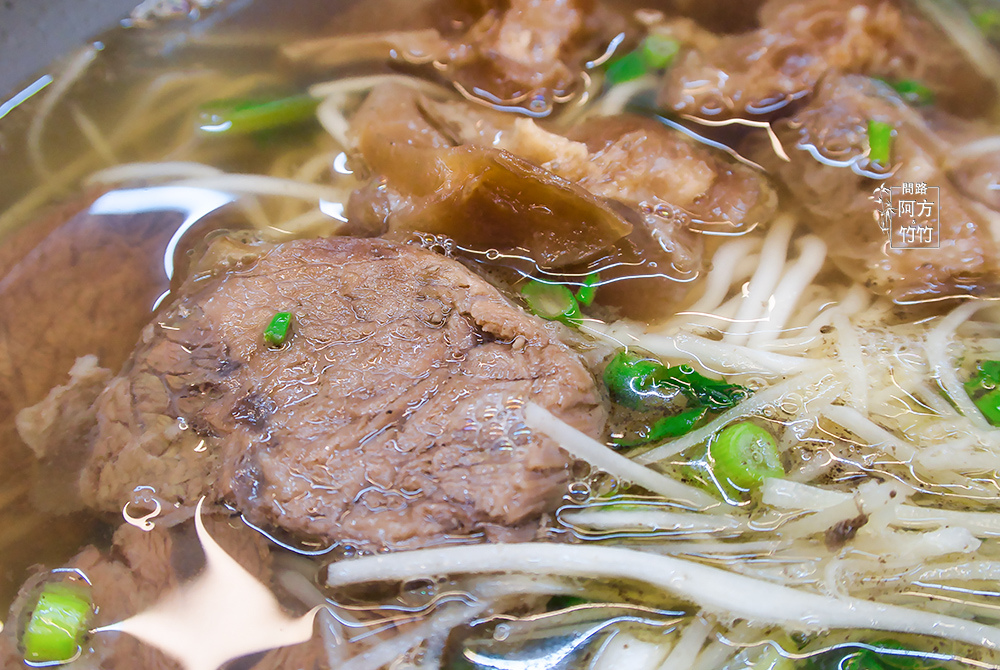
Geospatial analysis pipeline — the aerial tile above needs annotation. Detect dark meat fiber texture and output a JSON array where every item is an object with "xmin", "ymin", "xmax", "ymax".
[
  {"xmin": 81, "ymin": 236, "xmax": 604, "ymax": 551},
  {"xmin": 661, "ymin": 0, "xmax": 995, "ymax": 119}
]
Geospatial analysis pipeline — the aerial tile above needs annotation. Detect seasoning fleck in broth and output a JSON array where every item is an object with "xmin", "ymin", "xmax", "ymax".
[{"xmin": 2, "ymin": 0, "xmax": 1000, "ymax": 669}]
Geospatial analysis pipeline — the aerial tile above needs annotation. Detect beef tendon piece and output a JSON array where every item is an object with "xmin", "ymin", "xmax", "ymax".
[
  {"xmin": 346, "ymin": 83, "xmax": 632, "ymax": 269},
  {"xmin": 755, "ymin": 75, "xmax": 1000, "ymax": 302},
  {"xmin": 660, "ymin": 0, "xmax": 995, "ymax": 119},
  {"xmin": 81, "ymin": 236, "xmax": 604, "ymax": 551}
]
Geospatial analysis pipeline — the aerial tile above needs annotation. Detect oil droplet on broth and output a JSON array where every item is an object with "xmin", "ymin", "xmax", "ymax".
[{"xmin": 95, "ymin": 498, "xmax": 321, "ymax": 670}]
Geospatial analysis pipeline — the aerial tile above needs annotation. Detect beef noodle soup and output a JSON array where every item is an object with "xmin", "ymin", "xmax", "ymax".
[{"xmin": 2, "ymin": 0, "xmax": 1000, "ymax": 668}]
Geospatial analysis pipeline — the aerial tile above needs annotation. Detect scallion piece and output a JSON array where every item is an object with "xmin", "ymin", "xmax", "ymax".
[
  {"xmin": 575, "ymin": 273, "xmax": 600, "ymax": 307},
  {"xmin": 521, "ymin": 281, "xmax": 582, "ymax": 326},
  {"xmin": 659, "ymin": 364, "xmax": 750, "ymax": 410},
  {"xmin": 885, "ymin": 79, "xmax": 934, "ymax": 106},
  {"xmin": 974, "ymin": 9, "xmax": 1000, "ymax": 39},
  {"xmin": 964, "ymin": 360, "xmax": 1000, "ymax": 425},
  {"xmin": 613, "ymin": 406, "xmax": 708, "ymax": 447},
  {"xmin": 197, "ymin": 94, "xmax": 319, "ymax": 136},
  {"xmin": 867, "ymin": 120, "xmax": 893, "ymax": 167},
  {"xmin": 22, "ymin": 583, "xmax": 92, "ymax": 664},
  {"xmin": 641, "ymin": 34, "xmax": 680, "ymax": 69},
  {"xmin": 603, "ymin": 350, "xmax": 676, "ymax": 410},
  {"xmin": 264, "ymin": 311, "xmax": 293, "ymax": 347},
  {"xmin": 605, "ymin": 49, "xmax": 648, "ymax": 85},
  {"xmin": 709, "ymin": 421, "xmax": 782, "ymax": 490},
  {"xmin": 603, "ymin": 351, "xmax": 750, "ymax": 412}
]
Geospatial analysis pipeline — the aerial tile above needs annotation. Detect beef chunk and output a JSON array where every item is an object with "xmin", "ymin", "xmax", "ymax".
[
  {"xmin": 285, "ymin": 0, "xmax": 627, "ymax": 116},
  {"xmin": 350, "ymin": 83, "xmax": 774, "ymax": 320},
  {"xmin": 660, "ymin": 0, "xmax": 995, "ymax": 119},
  {"xmin": 0, "ymin": 517, "xmax": 288, "ymax": 670},
  {"xmin": 345, "ymin": 83, "xmax": 633, "ymax": 269},
  {"xmin": 753, "ymin": 75, "xmax": 1000, "ymax": 302},
  {"xmin": 81, "ymin": 236, "xmax": 603, "ymax": 550}
]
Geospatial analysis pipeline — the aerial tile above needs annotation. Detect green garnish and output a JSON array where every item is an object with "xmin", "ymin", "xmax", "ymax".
[
  {"xmin": 709, "ymin": 421, "xmax": 782, "ymax": 490},
  {"xmin": 197, "ymin": 94, "xmax": 319, "ymax": 136},
  {"xmin": 521, "ymin": 281, "xmax": 582, "ymax": 326},
  {"xmin": 659, "ymin": 364, "xmax": 750, "ymax": 410},
  {"xmin": 803, "ymin": 642, "xmax": 943, "ymax": 670},
  {"xmin": 605, "ymin": 35, "xmax": 681, "ymax": 85},
  {"xmin": 641, "ymin": 34, "xmax": 681, "ymax": 69},
  {"xmin": 603, "ymin": 351, "xmax": 676, "ymax": 410},
  {"xmin": 974, "ymin": 9, "xmax": 1000, "ymax": 38},
  {"xmin": 575, "ymin": 273, "xmax": 600, "ymax": 307},
  {"xmin": 603, "ymin": 351, "xmax": 749, "ymax": 412},
  {"xmin": 606, "ymin": 49, "xmax": 648, "ymax": 85},
  {"xmin": 613, "ymin": 406, "xmax": 707, "ymax": 447},
  {"xmin": 965, "ymin": 360, "xmax": 1000, "ymax": 425},
  {"xmin": 22, "ymin": 582, "xmax": 92, "ymax": 664},
  {"xmin": 884, "ymin": 79, "xmax": 935, "ymax": 106},
  {"xmin": 867, "ymin": 120, "xmax": 894, "ymax": 167},
  {"xmin": 263, "ymin": 311, "xmax": 293, "ymax": 347}
]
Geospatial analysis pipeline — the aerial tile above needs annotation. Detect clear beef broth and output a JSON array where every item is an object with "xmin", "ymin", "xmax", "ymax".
[{"xmin": 3, "ymin": 0, "xmax": 1000, "ymax": 668}]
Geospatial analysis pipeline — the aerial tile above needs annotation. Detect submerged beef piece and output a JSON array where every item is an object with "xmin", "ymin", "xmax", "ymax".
[
  {"xmin": 0, "ymin": 517, "xmax": 283, "ymax": 670},
  {"xmin": 0, "ymin": 199, "xmax": 186, "ymax": 605},
  {"xmin": 286, "ymin": 0, "xmax": 626, "ymax": 116},
  {"xmin": 661, "ymin": 0, "xmax": 995, "ymax": 119},
  {"xmin": 504, "ymin": 114, "xmax": 774, "ymax": 318},
  {"xmin": 352, "ymin": 84, "xmax": 774, "ymax": 320},
  {"xmin": 82, "ymin": 236, "xmax": 603, "ymax": 551},
  {"xmin": 346, "ymin": 83, "xmax": 632, "ymax": 268},
  {"xmin": 754, "ymin": 75, "xmax": 1000, "ymax": 302},
  {"xmin": 429, "ymin": 0, "xmax": 626, "ymax": 112}
]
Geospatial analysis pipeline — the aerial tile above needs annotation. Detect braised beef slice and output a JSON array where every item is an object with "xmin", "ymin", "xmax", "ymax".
[
  {"xmin": 81, "ymin": 236, "xmax": 603, "ymax": 550},
  {"xmin": 661, "ymin": 0, "xmax": 995, "ymax": 119},
  {"xmin": 752, "ymin": 75, "xmax": 1000, "ymax": 302}
]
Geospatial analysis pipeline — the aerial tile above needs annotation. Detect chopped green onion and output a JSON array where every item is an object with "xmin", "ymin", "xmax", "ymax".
[
  {"xmin": 974, "ymin": 9, "xmax": 1000, "ymax": 38},
  {"xmin": 641, "ymin": 34, "xmax": 680, "ymax": 69},
  {"xmin": 264, "ymin": 311, "xmax": 293, "ymax": 347},
  {"xmin": 603, "ymin": 351, "xmax": 750, "ymax": 412},
  {"xmin": 603, "ymin": 351, "xmax": 677, "ymax": 410},
  {"xmin": 521, "ymin": 281, "xmax": 582, "ymax": 326},
  {"xmin": 964, "ymin": 360, "xmax": 1000, "ymax": 425},
  {"xmin": 867, "ymin": 120, "xmax": 894, "ymax": 167},
  {"xmin": 605, "ymin": 49, "xmax": 648, "ymax": 85},
  {"xmin": 22, "ymin": 583, "xmax": 92, "ymax": 663},
  {"xmin": 575, "ymin": 273, "xmax": 600, "ymax": 307},
  {"xmin": 658, "ymin": 364, "xmax": 750, "ymax": 410},
  {"xmin": 605, "ymin": 35, "xmax": 681, "ymax": 86},
  {"xmin": 613, "ymin": 406, "xmax": 707, "ymax": 447},
  {"xmin": 884, "ymin": 79, "xmax": 935, "ymax": 106},
  {"xmin": 709, "ymin": 421, "xmax": 782, "ymax": 490},
  {"xmin": 197, "ymin": 94, "xmax": 319, "ymax": 136}
]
